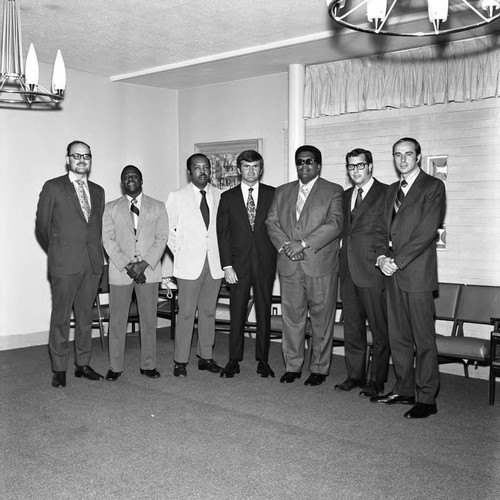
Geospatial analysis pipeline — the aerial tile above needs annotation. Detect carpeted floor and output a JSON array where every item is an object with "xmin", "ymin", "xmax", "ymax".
[{"xmin": 1, "ymin": 329, "xmax": 499, "ymax": 500}]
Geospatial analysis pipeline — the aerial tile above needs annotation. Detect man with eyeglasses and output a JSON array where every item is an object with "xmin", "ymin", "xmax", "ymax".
[
  {"xmin": 371, "ymin": 137, "xmax": 446, "ymax": 419},
  {"xmin": 216, "ymin": 150, "xmax": 277, "ymax": 379},
  {"xmin": 335, "ymin": 148, "xmax": 390, "ymax": 398},
  {"xmin": 266, "ymin": 145, "xmax": 343, "ymax": 386},
  {"xmin": 102, "ymin": 166, "xmax": 168, "ymax": 381},
  {"xmin": 166, "ymin": 154, "xmax": 224, "ymax": 377},
  {"xmin": 36, "ymin": 140, "xmax": 105, "ymax": 388}
]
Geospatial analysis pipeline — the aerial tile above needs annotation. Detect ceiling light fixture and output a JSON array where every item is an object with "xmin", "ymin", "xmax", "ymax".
[
  {"xmin": 326, "ymin": 0, "xmax": 500, "ymax": 37},
  {"xmin": 0, "ymin": 0, "xmax": 65, "ymax": 109}
]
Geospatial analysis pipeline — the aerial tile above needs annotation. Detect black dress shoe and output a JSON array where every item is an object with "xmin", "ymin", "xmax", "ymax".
[
  {"xmin": 404, "ymin": 403, "xmax": 438, "ymax": 419},
  {"xmin": 334, "ymin": 378, "xmax": 364, "ymax": 392},
  {"xmin": 52, "ymin": 371, "xmax": 66, "ymax": 388},
  {"xmin": 105, "ymin": 370, "xmax": 122, "ymax": 381},
  {"xmin": 359, "ymin": 382, "xmax": 383, "ymax": 398},
  {"xmin": 280, "ymin": 371, "xmax": 301, "ymax": 384},
  {"xmin": 220, "ymin": 361, "xmax": 240, "ymax": 378},
  {"xmin": 75, "ymin": 365, "xmax": 104, "ymax": 381},
  {"xmin": 370, "ymin": 392, "xmax": 415, "ymax": 405},
  {"xmin": 140, "ymin": 368, "xmax": 160, "ymax": 378},
  {"xmin": 197, "ymin": 356, "xmax": 222, "ymax": 373},
  {"xmin": 257, "ymin": 361, "xmax": 275, "ymax": 378},
  {"xmin": 174, "ymin": 362, "xmax": 187, "ymax": 377},
  {"xmin": 304, "ymin": 373, "xmax": 327, "ymax": 386}
]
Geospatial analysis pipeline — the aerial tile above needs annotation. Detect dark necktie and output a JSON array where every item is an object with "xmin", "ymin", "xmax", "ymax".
[
  {"xmin": 200, "ymin": 190, "xmax": 210, "ymax": 229},
  {"xmin": 247, "ymin": 187, "xmax": 256, "ymax": 230},
  {"xmin": 393, "ymin": 180, "xmax": 408, "ymax": 216},
  {"xmin": 352, "ymin": 187, "xmax": 363, "ymax": 213},
  {"xmin": 130, "ymin": 198, "xmax": 139, "ymax": 232}
]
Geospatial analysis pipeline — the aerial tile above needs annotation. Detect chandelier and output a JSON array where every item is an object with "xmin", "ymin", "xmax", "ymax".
[
  {"xmin": 326, "ymin": 0, "xmax": 500, "ymax": 37},
  {"xmin": 0, "ymin": 0, "xmax": 66, "ymax": 109}
]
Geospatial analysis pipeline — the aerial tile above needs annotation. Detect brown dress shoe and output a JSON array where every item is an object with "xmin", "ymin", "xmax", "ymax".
[
  {"xmin": 334, "ymin": 378, "xmax": 364, "ymax": 392},
  {"xmin": 75, "ymin": 365, "xmax": 104, "ymax": 381},
  {"xmin": 52, "ymin": 371, "xmax": 66, "ymax": 388}
]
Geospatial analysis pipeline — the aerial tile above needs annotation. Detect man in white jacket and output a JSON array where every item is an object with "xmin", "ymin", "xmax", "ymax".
[{"xmin": 166, "ymin": 154, "xmax": 224, "ymax": 377}]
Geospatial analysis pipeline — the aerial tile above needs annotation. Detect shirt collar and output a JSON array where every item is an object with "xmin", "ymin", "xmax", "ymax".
[
  {"xmin": 299, "ymin": 175, "xmax": 319, "ymax": 191},
  {"xmin": 126, "ymin": 192, "xmax": 143, "ymax": 204},
  {"xmin": 356, "ymin": 177, "xmax": 374, "ymax": 195},
  {"xmin": 68, "ymin": 171, "xmax": 88, "ymax": 184},
  {"xmin": 401, "ymin": 167, "xmax": 420, "ymax": 189}
]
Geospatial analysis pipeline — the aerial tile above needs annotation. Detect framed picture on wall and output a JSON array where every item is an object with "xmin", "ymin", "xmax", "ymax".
[
  {"xmin": 195, "ymin": 138, "xmax": 263, "ymax": 191},
  {"xmin": 426, "ymin": 155, "xmax": 448, "ymax": 249}
]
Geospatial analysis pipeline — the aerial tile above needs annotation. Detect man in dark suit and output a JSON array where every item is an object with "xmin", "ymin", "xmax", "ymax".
[
  {"xmin": 217, "ymin": 150, "xmax": 277, "ymax": 378},
  {"xmin": 335, "ymin": 148, "xmax": 390, "ymax": 398},
  {"xmin": 266, "ymin": 145, "xmax": 343, "ymax": 386},
  {"xmin": 102, "ymin": 166, "xmax": 168, "ymax": 381},
  {"xmin": 36, "ymin": 140, "xmax": 105, "ymax": 388},
  {"xmin": 371, "ymin": 138, "xmax": 446, "ymax": 419}
]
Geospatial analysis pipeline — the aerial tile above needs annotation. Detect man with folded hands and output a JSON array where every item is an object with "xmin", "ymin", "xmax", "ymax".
[{"xmin": 102, "ymin": 165, "xmax": 168, "ymax": 381}]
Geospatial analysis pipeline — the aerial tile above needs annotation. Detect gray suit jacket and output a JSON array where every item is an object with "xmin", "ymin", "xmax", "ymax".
[
  {"xmin": 102, "ymin": 194, "xmax": 168, "ymax": 285},
  {"xmin": 266, "ymin": 177, "xmax": 343, "ymax": 277}
]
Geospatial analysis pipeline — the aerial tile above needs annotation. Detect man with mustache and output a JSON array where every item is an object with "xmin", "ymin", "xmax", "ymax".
[
  {"xmin": 36, "ymin": 140, "xmax": 105, "ymax": 388},
  {"xmin": 102, "ymin": 165, "xmax": 168, "ymax": 381},
  {"xmin": 166, "ymin": 154, "xmax": 224, "ymax": 377}
]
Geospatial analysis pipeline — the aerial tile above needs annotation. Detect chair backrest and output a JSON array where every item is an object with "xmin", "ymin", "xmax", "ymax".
[
  {"xmin": 434, "ymin": 283, "xmax": 463, "ymax": 321},
  {"xmin": 454, "ymin": 285, "xmax": 500, "ymax": 335}
]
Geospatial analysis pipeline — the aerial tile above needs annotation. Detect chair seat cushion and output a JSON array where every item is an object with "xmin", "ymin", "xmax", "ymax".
[{"xmin": 435, "ymin": 334, "xmax": 490, "ymax": 361}]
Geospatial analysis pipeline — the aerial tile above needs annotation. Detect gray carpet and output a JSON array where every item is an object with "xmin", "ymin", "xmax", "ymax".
[{"xmin": 1, "ymin": 329, "xmax": 499, "ymax": 500}]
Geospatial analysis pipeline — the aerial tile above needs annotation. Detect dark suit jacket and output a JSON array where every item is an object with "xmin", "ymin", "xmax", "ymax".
[
  {"xmin": 217, "ymin": 183, "xmax": 276, "ymax": 277},
  {"xmin": 35, "ymin": 174, "xmax": 105, "ymax": 275},
  {"xmin": 340, "ymin": 179, "xmax": 388, "ymax": 288},
  {"xmin": 266, "ymin": 177, "xmax": 343, "ymax": 277},
  {"xmin": 386, "ymin": 169, "xmax": 446, "ymax": 292}
]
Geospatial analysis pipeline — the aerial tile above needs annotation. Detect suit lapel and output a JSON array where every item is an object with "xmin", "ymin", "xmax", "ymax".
[
  {"xmin": 119, "ymin": 196, "xmax": 135, "ymax": 234},
  {"xmin": 136, "ymin": 195, "xmax": 146, "ymax": 235}
]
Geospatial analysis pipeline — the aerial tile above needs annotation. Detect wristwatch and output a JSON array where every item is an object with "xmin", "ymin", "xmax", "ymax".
[{"xmin": 301, "ymin": 239, "xmax": 309, "ymax": 249}]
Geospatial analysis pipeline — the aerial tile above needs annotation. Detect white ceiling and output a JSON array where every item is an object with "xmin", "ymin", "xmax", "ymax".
[{"xmin": 16, "ymin": 0, "xmax": 500, "ymax": 90}]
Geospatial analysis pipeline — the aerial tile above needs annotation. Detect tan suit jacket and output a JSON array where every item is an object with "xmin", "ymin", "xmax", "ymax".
[
  {"xmin": 103, "ymin": 194, "xmax": 168, "ymax": 285},
  {"xmin": 166, "ymin": 183, "xmax": 224, "ymax": 280},
  {"xmin": 266, "ymin": 177, "xmax": 344, "ymax": 277}
]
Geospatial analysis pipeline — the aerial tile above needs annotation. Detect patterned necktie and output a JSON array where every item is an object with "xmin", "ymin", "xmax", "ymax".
[
  {"xmin": 130, "ymin": 198, "xmax": 139, "ymax": 232},
  {"xmin": 353, "ymin": 187, "xmax": 363, "ymax": 213},
  {"xmin": 76, "ymin": 179, "xmax": 90, "ymax": 222},
  {"xmin": 200, "ymin": 190, "xmax": 210, "ymax": 229},
  {"xmin": 393, "ymin": 180, "xmax": 408, "ymax": 215},
  {"xmin": 247, "ymin": 187, "xmax": 256, "ymax": 230},
  {"xmin": 296, "ymin": 185, "xmax": 308, "ymax": 220}
]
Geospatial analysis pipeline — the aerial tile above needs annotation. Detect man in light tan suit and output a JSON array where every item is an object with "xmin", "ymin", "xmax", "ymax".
[
  {"xmin": 266, "ymin": 145, "xmax": 343, "ymax": 386},
  {"xmin": 102, "ymin": 165, "xmax": 168, "ymax": 381},
  {"xmin": 166, "ymin": 154, "xmax": 224, "ymax": 377}
]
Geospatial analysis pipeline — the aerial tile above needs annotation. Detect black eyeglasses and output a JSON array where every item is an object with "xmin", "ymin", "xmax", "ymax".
[
  {"xmin": 296, "ymin": 158, "xmax": 316, "ymax": 166},
  {"xmin": 346, "ymin": 162, "xmax": 368, "ymax": 171},
  {"xmin": 69, "ymin": 153, "xmax": 92, "ymax": 160}
]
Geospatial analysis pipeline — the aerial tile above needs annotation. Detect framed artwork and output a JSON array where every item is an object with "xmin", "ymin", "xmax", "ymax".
[
  {"xmin": 426, "ymin": 155, "xmax": 448, "ymax": 249},
  {"xmin": 195, "ymin": 138, "xmax": 263, "ymax": 191}
]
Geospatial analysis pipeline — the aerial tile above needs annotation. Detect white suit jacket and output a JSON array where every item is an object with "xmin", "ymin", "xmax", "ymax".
[
  {"xmin": 103, "ymin": 194, "xmax": 168, "ymax": 285},
  {"xmin": 166, "ymin": 183, "xmax": 224, "ymax": 280}
]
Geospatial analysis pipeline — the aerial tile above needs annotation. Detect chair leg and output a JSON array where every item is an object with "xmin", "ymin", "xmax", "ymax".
[{"xmin": 489, "ymin": 367, "xmax": 495, "ymax": 405}]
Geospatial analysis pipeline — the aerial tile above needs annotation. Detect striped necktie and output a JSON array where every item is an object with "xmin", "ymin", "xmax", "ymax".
[
  {"xmin": 393, "ymin": 180, "xmax": 408, "ymax": 216},
  {"xmin": 130, "ymin": 198, "xmax": 139, "ymax": 232},
  {"xmin": 296, "ymin": 185, "xmax": 308, "ymax": 219}
]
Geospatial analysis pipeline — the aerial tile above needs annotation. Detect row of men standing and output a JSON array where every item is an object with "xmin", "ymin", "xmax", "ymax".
[{"xmin": 35, "ymin": 137, "xmax": 445, "ymax": 419}]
